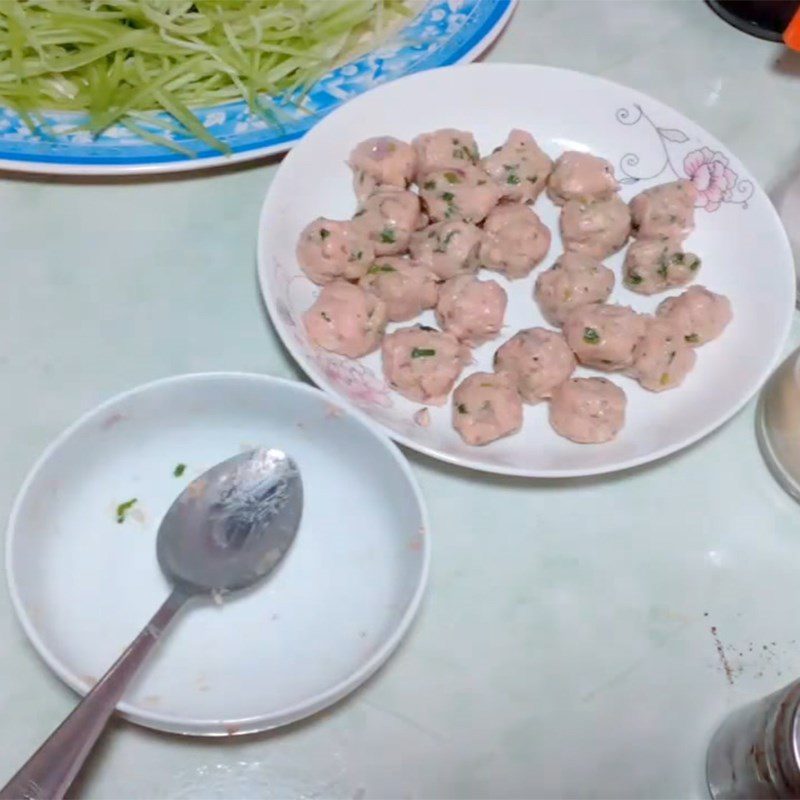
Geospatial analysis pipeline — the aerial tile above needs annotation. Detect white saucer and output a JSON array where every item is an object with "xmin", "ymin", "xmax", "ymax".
[{"xmin": 5, "ymin": 373, "xmax": 429, "ymax": 735}]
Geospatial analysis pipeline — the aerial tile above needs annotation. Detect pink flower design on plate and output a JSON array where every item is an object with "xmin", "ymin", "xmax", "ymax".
[
  {"xmin": 683, "ymin": 147, "xmax": 738, "ymax": 212},
  {"xmin": 317, "ymin": 354, "xmax": 392, "ymax": 409}
]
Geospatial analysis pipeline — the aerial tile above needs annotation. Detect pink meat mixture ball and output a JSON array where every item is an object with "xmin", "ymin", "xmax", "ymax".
[
  {"xmin": 349, "ymin": 136, "xmax": 417, "ymax": 203},
  {"xmin": 623, "ymin": 238, "xmax": 701, "ymax": 295},
  {"xmin": 630, "ymin": 179, "xmax": 697, "ymax": 241},
  {"xmin": 563, "ymin": 304, "xmax": 647, "ymax": 371},
  {"xmin": 480, "ymin": 129, "xmax": 553, "ymax": 203},
  {"xmin": 452, "ymin": 371, "xmax": 523, "ymax": 446},
  {"xmin": 560, "ymin": 194, "xmax": 631, "ymax": 260},
  {"xmin": 479, "ymin": 204, "xmax": 550, "ymax": 279},
  {"xmin": 547, "ymin": 151, "xmax": 620, "ymax": 206},
  {"xmin": 419, "ymin": 165, "xmax": 501, "ymax": 224},
  {"xmin": 494, "ymin": 327, "xmax": 576, "ymax": 404},
  {"xmin": 549, "ymin": 377, "xmax": 627, "ymax": 444},
  {"xmin": 413, "ymin": 128, "xmax": 480, "ymax": 176},
  {"xmin": 629, "ymin": 317, "xmax": 696, "ymax": 392},
  {"xmin": 352, "ymin": 188, "xmax": 426, "ymax": 256},
  {"xmin": 303, "ymin": 280, "xmax": 387, "ymax": 358},
  {"xmin": 359, "ymin": 256, "xmax": 438, "ymax": 322},
  {"xmin": 534, "ymin": 252, "xmax": 615, "ymax": 327},
  {"xmin": 296, "ymin": 218, "xmax": 374, "ymax": 285},
  {"xmin": 382, "ymin": 325, "xmax": 468, "ymax": 405},
  {"xmin": 409, "ymin": 220, "xmax": 483, "ymax": 280},
  {"xmin": 656, "ymin": 285, "xmax": 732, "ymax": 346},
  {"xmin": 435, "ymin": 275, "xmax": 507, "ymax": 346}
]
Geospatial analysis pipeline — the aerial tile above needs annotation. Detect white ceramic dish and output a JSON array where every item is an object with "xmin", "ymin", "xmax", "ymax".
[
  {"xmin": 5, "ymin": 373, "xmax": 429, "ymax": 736},
  {"xmin": 257, "ymin": 63, "xmax": 795, "ymax": 478}
]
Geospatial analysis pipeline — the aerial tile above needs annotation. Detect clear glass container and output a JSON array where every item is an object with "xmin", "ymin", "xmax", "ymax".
[
  {"xmin": 707, "ymin": 680, "xmax": 800, "ymax": 798},
  {"xmin": 758, "ymin": 166, "xmax": 800, "ymax": 495},
  {"xmin": 775, "ymin": 167, "xmax": 800, "ymax": 305},
  {"xmin": 758, "ymin": 348, "xmax": 800, "ymax": 502},
  {"xmin": 717, "ymin": 81, "xmax": 800, "ymax": 800}
]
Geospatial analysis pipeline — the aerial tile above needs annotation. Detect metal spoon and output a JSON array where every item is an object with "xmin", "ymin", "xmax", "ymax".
[{"xmin": 1, "ymin": 448, "xmax": 303, "ymax": 800}]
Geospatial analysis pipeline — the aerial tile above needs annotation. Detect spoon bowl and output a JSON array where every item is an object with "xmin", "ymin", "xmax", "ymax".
[{"xmin": 157, "ymin": 448, "xmax": 302, "ymax": 595}]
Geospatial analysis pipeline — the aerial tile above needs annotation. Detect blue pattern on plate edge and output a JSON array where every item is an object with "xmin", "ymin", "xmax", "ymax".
[{"xmin": 0, "ymin": 0, "xmax": 511, "ymax": 167}]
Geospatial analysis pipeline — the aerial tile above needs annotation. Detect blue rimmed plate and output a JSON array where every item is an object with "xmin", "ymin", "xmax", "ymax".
[{"xmin": 0, "ymin": 0, "xmax": 515, "ymax": 176}]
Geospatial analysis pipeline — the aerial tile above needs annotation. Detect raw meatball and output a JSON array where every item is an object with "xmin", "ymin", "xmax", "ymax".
[
  {"xmin": 547, "ymin": 151, "xmax": 619, "ymax": 206},
  {"xmin": 352, "ymin": 188, "xmax": 425, "ymax": 255},
  {"xmin": 656, "ymin": 285, "xmax": 732, "ymax": 346},
  {"xmin": 452, "ymin": 371, "xmax": 523, "ymax": 446},
  {"xmin": 359, "ymin": 256, "xmax": 438, "ymax": 322},
  {"xmin": 349, "ymin": 136, "xmax": 416, "ymax": 202},
  {"xmin": 629, "ymin": 318, "xmax": 696, "ymax": 392},
  {"xmin": 534, "ymin": 252, "xmax": 615, "ymax": 326},
  {"xmin": 479, "ymin": 204, "xmax": 550, "ymax": 279},
  {"xmin": 303, "ymin": 280, "xmax": 387, "ymax": 358},
  {"xmin": 493, "ymin": 327, "xmax": 576, "ymax": 404},
  {"xmin": 408, "ymin": 220, "xmax": 482, "ymax": 280},
  {"xmin": 560, "ymin": 194, "xmax": 631, "ymax": 259},
  {"xmin": 435, "ymin": 275, "xmax": 507, "ymax": 346},
  {"xmin": 563, "ymin": 304, "xmax": 647, "ymax": 371},
  {"xmin": 296, "ymin": 218, "xmax": 374, "ymax": 285},
  {"xmin": 549, "ymin": 377, "xmax": 626, "ymax": 444},
  {"xmin": 630, "ymin": 179, "xmax": 698, "ymax": 241},
  {"xmin": 480, "ymin": 129, "xmax": 553, "ymax": 203},
  {"xmin": 419, "ymin": 165, "xmax": 501, "ymax": 224},
  {"xmin": 413, "ymin": 128, "xmax": 479, "ymax": 176},
  {"xmin": 623, "ymin": 238, "xmax": 701, "ymax": 295},
  {"xmin": 381, "ymin": 325, "xmax": 468, "ymax": 405}
]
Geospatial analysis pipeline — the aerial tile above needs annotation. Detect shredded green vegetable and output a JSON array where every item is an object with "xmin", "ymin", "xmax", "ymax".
[{"xmin": 0, "ymin": 0, "xmax": 412, "ymax": 155}]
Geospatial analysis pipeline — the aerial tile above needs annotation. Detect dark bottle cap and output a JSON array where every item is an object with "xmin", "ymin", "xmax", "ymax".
[{"xmin": 707, "ymin": 0, "xmax": 800, "ymax": 41}]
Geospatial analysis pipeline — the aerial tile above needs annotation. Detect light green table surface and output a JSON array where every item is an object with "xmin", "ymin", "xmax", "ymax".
[{"xmin": 2, "ymin": 2, "xmax": 800, "ymax": 797}]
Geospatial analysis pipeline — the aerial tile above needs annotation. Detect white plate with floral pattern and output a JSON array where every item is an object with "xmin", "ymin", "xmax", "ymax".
[{"xmin": 257, "ymin": 63, "xmax": 794, "ymax": 478}]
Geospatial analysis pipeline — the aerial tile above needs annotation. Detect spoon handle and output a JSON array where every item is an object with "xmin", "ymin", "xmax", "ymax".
[{"xmin": 0, "ymin": 588, "xmax": 188, "ymax": 800}]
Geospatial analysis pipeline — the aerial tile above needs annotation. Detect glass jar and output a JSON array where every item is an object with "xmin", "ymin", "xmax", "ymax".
[
  {"xmin": 707, "ymin": 680, "xmax": 800, "ymax": 798},
  {"xmin": 758, "ymin": 348, "xmax": 800, "ymax": 502},
  {"xmin": 758, "ymin": 159, "xmax": 800, "ymax": 495},
  {"xmin": 775, "ymin": 169, "xmax": 800, "ymax": 305}
]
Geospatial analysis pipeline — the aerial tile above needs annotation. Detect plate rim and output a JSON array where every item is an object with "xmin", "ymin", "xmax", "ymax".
[
  {"xmin": 0, "ymin": 0, "xmax": 517, "ymax": 177},
  {"xmin": 4, "ymin": 371, "xmax": 431, "ymax": 736},
  {"xmin": 256, "ymin": 61, "xmax": 796, "ymax": 479}
]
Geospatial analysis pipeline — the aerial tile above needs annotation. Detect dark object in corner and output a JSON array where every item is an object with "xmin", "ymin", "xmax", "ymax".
[{"xmin": 707, "ymin": 0, "xmax": 799, "ymax": 41}]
